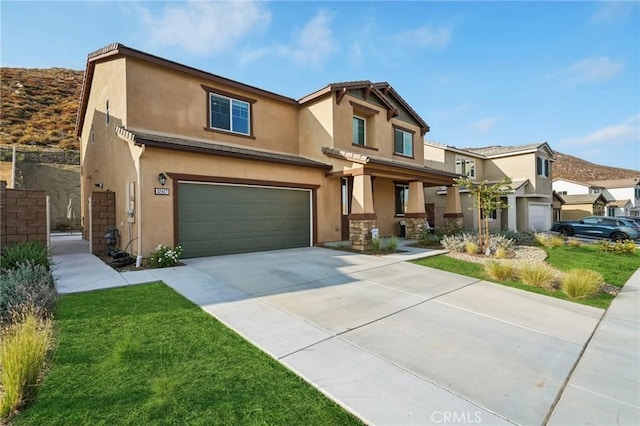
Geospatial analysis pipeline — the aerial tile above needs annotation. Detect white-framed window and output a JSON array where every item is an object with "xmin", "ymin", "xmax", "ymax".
[
  {"xmin": 591, "ymin": 188, "xmax": 601, "ymax": 194},
  {"xmin": 395, "ymin": 183, "xmax": 409, "ymax": 215},
  {"xmin": 536, "ymin": 156, "xmax": 550, "ymax": 177},
  {"xmin": 210, "ymin": 93, "xmax": 250, "ymax": 135},
  {"xmin": 607, "ymin": 207, "xmax": 616, "ymax": 217},
  {"xmin": 394, "ymin": 127, "xmax": 413, "ymax": 157},
  {"xmin": 557, "ymin": 190, "xmax": 567, "ymax": 195},
  {"xmin": 455, "ymin": 158, "xmax": 476, "ymax": 178},
  {"xmin": 353, "ymin": 116, "xmax": 366, "ymax": 146},
  {"xmin": 635, "ymin": 187, "xmax": 640, "ymax": 199},
  {"xmin": 105, "ymin": 98, "xmax": 110, "ymax": 125}
]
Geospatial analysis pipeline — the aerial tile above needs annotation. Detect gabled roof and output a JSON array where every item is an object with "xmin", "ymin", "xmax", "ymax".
[
  {"xmin": 588, "ymin": 177, "xmax": 640, "ymax": 188},
  {"xmin": 553, "ymin": 191, "xmax": 565, "ymax": 203},
  {"xmin": 76, "ymin": 43, "xmax": 300, "ymax": 136},
  {"xmin": 561, "ymin": 193, "xmax": 608, "ymax": 205},
  {"xmin": 299, "ymin": 80, "xmax": 430, "ymax": 135},
  {"xmin": 115, "ymin": 126, "xmax": 331, "ymax": 170},
  {"xmin": 608, "ymin": 199, "xmax": 632, "ymax": 208},
  {"xmin": 552, "ymin": 177, "xmax": 596, "ymax": 187},
  {"xmin": 464, "ymin": 142, "xmax": 554, "ymax": 159},
  {"xmin": 424, "ymin": 141, "xmax": 555, "ymax": 160},
  {"xmin": 76, "ymin": 43, "xmax": 432, "ymax": 140}
]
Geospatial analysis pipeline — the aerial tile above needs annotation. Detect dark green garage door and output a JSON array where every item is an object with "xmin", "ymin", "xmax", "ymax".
[{"xmin": 178, "ymin": 183, "xmax": 311, "ymax": 258}]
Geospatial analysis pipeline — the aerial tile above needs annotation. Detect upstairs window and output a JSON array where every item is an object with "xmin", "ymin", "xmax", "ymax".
[
  {"xmin": 210, "ymin": 93, "xmax": 250, "ymax": 135},
  {"xmin": 455, "ymin": 158, "xmax": 476, "ymax": 178},
  {"xmin": 537, "ymin": 156, "xmax": 550, "ymax": 177},
  {"xmin": 591, "ymin": 188, "xmax": 601, "ymax": 194},
  {"xmin": 635, "ymin": 187, "xmax": 640, "ymax": 199},
  {"xmin": 353, "ymin": 116, "xmax": 366, "ymax": 146},
  {"xmin": 607, "ymin": 207, "xmax": 616, "ymax": 217},
  {"xmin": 395, "ymin": 183, "xmax": 409, "ymax": 215},
  {"xmin": 394, "ymin": 127, "xmax": 414, "ymax": 157},
  {"xmin": 105, "ymin": 99, "xmax": 110, "ymax": 125}
]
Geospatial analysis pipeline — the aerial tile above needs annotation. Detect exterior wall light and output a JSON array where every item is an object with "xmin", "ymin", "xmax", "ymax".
[{"xmin": 158, "ymin": 173, "xmax": 167, "ymax": 186}]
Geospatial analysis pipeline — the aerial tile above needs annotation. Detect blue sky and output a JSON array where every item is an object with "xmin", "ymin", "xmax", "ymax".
[{"xmin": 2, "ymin": 1, "xmax": 639, "ymax": 170}]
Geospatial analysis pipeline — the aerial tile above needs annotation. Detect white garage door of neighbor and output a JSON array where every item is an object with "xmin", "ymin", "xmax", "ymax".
[{"xmin": 528, "ymin": 204, "xmax": 550, "ymax": 231}]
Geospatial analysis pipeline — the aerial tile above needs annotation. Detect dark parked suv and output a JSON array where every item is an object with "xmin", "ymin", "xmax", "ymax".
[{"xmin": 550, "ymin": 216, "xmax": 639, "ymax": 241}]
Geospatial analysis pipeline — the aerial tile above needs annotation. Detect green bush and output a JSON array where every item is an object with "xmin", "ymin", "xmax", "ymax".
[
  {"xmin": 0, "ymin": 309, "xmax": 53, "ymax": 420},
  {"xmin": 487, "ymin": 234, "xmax": 515, "ymax": 252},
  {"xmin": 597, "ymin": 240, "xmax": 636, "ymax": 255},
  {"xmin": 518, "ymin": 263, "xmax": 556, "ymax": 290},
  {"xmin": 562, "ymin": 269, "xmax": 603, "ymax": 299},
  {"xmin": 418, "ymin": 227, "xmax": 441, "ymax": 246},
  {"xmin": 385, "ymin": 236, "xmax": 398, "ymax": 252},
  {"xmin": 499, "ymin": 230, "xmax": 533, "ymax": 244},
  {"xmin": 484, "ymin": 261, "xmax": 514, "ymax": 281},
  {"xmin": 1, "ymin": 241, "xmax": 51, "ymax": 271},
  {"xmin": 149, "ymin": 245, "xmax": 183, "ymax": 268},
  {"xmin": 0, "ymin": 264, "xmax": 57, "ymax": 326},
  {"xmin": 371, "ymin": 238, "xmax": 381, "ymax": 253}
]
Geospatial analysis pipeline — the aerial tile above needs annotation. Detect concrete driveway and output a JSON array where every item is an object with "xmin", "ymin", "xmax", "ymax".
[{"xmin": 149, "ymin": 246, "xmax": 606, "ymax": 425}]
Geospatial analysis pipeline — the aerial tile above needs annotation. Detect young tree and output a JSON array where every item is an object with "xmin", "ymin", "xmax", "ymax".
[{"xmin": 454, "ymin": 176, "xmax": 512, "ymax": 253}]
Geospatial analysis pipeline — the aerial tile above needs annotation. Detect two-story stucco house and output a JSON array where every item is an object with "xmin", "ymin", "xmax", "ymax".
[
  {"xmin": 553, "ymin": 177, "xmax": 640, "ymax": 218},
  {"xmin": 77, "ymin": 43, "xmax": 462, "ymax": 260},
  {"xmin": 423, "ymin": 141, "xmax": 555, "ymax": 232}
]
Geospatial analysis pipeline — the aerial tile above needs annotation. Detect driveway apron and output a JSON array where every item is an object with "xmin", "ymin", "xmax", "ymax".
[{"xmin": 170, "ymin": 247, "xmax": 604, "ymax": 425}]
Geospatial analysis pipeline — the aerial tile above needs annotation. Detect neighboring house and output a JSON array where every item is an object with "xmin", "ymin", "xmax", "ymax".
[
  {"xmin": 77, "ymin": 43, "xmax": 461, "ymax": 259},
  {"xmin": 552, "ymin": 191, "xmax": 565, "ymax": 222},
  {"xmin": 423, "ymin": 141, "xmax": 555, "ymax": 232},
  {"xmin": 559, "ymin": 194, "xmax": 607, "ymax": 220},
  {"xmin": 552, "ymin": 177, "xmax": 640, "ymax": 217}
]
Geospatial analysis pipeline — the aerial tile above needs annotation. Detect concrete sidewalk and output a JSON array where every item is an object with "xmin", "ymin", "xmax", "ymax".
[{"xmin": 50, "ymin": 235, "xmax": 639, "ymax": 425}]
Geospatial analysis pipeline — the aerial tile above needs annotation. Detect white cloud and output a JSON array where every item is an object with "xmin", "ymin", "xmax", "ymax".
[
  {"xmin": 552, "ymin": 56, "xmax": 624, "ymax": 86},
  {"xmin": 591, "ymin": 2, "xmax": 638, "ymax": 24},
  {"xmin": 562, "ymin": 116, "xmax": 640, "ymax": 146},
  {"xmin": 275, "ymin": 10, "xmax": 336, "ymax": 67},
  {"xmin": 396, "ymin": 24, "xmax": 453, "ymax": 49},
  {"xmin": 139, "ymin": 1, "xmax": 271, "ymax": 55},
  {"xmin": 472, "ymin": 117, "xmax": 499, "ymax": 133}
]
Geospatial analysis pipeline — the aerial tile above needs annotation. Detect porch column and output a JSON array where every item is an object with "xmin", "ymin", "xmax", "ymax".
[
  {"xmin": 349, "ymin": 174, "xmax": 376, "ymax": 251},
  {"xmin": 405, "ymin": 181, "xmax": 428, "ymax": 239},
  {"xmin": 507, "ymin": 194, "xmax": 517, "ymax": 231},
  {"xmin": 443, "ymin": 186, "xmax": 464, "ymax": 231}
]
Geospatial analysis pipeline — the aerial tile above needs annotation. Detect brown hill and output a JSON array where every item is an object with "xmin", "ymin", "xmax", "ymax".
[
  {"xmin": 553, "ymin": 151, "xmax": 639, "ymax": 182},
  {"xmin": 1, "ymin": 67, "xmax": 83, "ymax": 150}
]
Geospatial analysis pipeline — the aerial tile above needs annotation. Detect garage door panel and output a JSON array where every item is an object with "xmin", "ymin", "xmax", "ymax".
[{"xmin": 178, "ymin": 183, "xmax": 311, "ymax": 258}]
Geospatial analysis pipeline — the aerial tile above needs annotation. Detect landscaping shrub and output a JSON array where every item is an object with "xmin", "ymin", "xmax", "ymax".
[
  {"xmin": 534, "ymin": 233, "xmax": 564, "ymax": 248},
  {"xmin": 371, "ymin": 237, "xmax": 381, "ymax": 253},
  {"xmin": 385, "ymin": 236, "xmax": 398, "ymax": 252},
  {"xmin": 487, "ymin": 234, "xmax": 515, "ymax": 252},
  {"xmin": 465, "ymin": 242, "xmax": 480, "ymax": 254},
  {"xmin": 484, "ymin": 261, "xmax": 514, "ymax": 281},
  {"xmin": 562, "ymin": 269, "xmax": 603, "ymax": 299},
  {"xmin": 0, "ymin": 309, "xmax": 53, "ymax": 420},
  {"xmin": 566, "ymin": 238, "xmax": 582, "ymax": 247},
  {"xmin": 499, "ymin": 230, "xmax": 533, "ymax": 244},
  {"xmin": 597, "ymin": 240, "xmax": 636, "ymax": 255},
  {"xmin": 418, "ymin": 228, "xmax": 441, "ymax": 246},
  {"xmin": 0, "ymin": 242, "xmax": 51, "ymax": 271},
  {"xmin": 494, "ymin": 247, "xmax": 508, "ymax": 259},
  {"xmin": 149, "ymin": 245, "xmax": 184, "ymax": 268},
  {"xmin": 518, "ymin": 263, "xmax": 556, "ymax": 290},
  {"xmin": 441, "ymin": 233, "xmax": 478, "ymax": 252},
  {"xmin": 0, "ymin": 264, "xmax": 57, "ymax": 326}
]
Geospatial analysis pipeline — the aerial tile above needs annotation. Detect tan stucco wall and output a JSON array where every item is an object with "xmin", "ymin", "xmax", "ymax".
[
  {"xmin": 372, "ymin": 178, "xmax": 402, "ymax": 237},
  {"xmin": 298, "ymin": 96, "xmax": 334, "ymax": 160},
  {"xmin": 485, "ymin": 152, "xmax": 552, "ymax": 195},
  {"xmin": 138, "ymin": 148, "xmax": 340, "ymax": 255},
  {"xmin": 331, "ymin": 94, "xmax": 425, "ymax": 166},
  {"xmin": 80, "ymin": 58, "xmax": 139, "ymax": 244},
  {"xmin": 562, "ymin": 205, "xmax": 594, "ymax": 221},
  {"xmin": 125, "ymin": 58, "xmax": 300, "ymax": 155}
]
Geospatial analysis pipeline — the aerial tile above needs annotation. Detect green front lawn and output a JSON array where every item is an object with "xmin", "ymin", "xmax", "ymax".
[
  {"xmin": 14, "ymin": 283, "xmax": 361, "ymax": 425},
  {"xmin": 412, "ymin": 243, "xmax": 640, "ymax": 309}
]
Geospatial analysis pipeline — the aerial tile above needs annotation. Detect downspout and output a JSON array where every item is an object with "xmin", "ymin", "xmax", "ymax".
[{"xmin": 134, "ymin": 144, "xmax": 145, "ymax": 268}]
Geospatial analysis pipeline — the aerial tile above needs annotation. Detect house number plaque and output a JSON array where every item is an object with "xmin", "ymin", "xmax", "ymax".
[{"xmin": 154, "ymin": 188, "xmax": 170, "ymax": 195}]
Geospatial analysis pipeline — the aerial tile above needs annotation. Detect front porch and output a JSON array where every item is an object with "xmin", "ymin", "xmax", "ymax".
[{"xmin": 323, "ymin": 148, "xmax": 463, "ymax": 250}]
